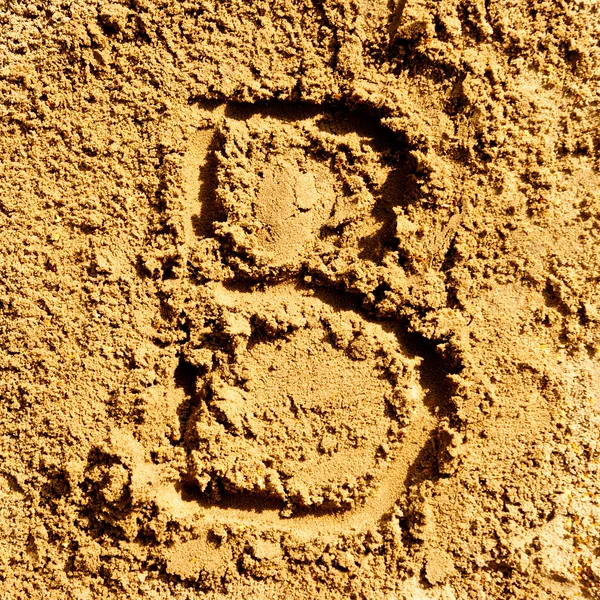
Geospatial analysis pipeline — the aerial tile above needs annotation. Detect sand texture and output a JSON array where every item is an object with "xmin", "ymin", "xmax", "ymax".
[{"xmin": 1, "ymin": 0, "xmax": 600, "ymax": 598}]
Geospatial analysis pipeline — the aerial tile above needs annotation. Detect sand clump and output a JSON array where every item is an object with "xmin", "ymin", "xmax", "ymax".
[{"xmin": 0, "ymin": 1, "xmax": 600, "ymax": 599}]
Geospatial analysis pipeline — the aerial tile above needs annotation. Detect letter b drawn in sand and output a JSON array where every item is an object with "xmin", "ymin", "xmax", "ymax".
[{"xmin": 172, "ymin": 104, "xmax": 449, "ymax": 536}]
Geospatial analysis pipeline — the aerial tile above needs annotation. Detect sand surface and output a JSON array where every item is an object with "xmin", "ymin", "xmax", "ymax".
[{"xmin": 1, "ymin": 1, "xmax": 600, "ymax": 598}]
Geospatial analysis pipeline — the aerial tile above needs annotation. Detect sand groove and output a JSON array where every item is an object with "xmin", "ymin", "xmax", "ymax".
[{"xmin": 168, "ymin": 104, "xmax": 447, "ymax": 539}]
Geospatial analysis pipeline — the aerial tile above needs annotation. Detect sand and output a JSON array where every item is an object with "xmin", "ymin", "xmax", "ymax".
[{"xmin": 0, "ymin": 1, "xmax": 599, "ymax": 598}]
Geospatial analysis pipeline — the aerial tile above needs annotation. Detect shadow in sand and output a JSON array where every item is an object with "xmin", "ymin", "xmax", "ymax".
[
  {"xmin": 176, "ymin": 480, "xmax": 286, "ymax": 513},
  {"xmin": 175, "ymin": 478, "xmax": 356, "ymax": 519},
  {"xmin": 401, "ymin": 334, "xmax": 458, "ymax": 490},
  {"xmin": 189, "ymin": 129, "xmax": 224, "ymax": 238}
]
